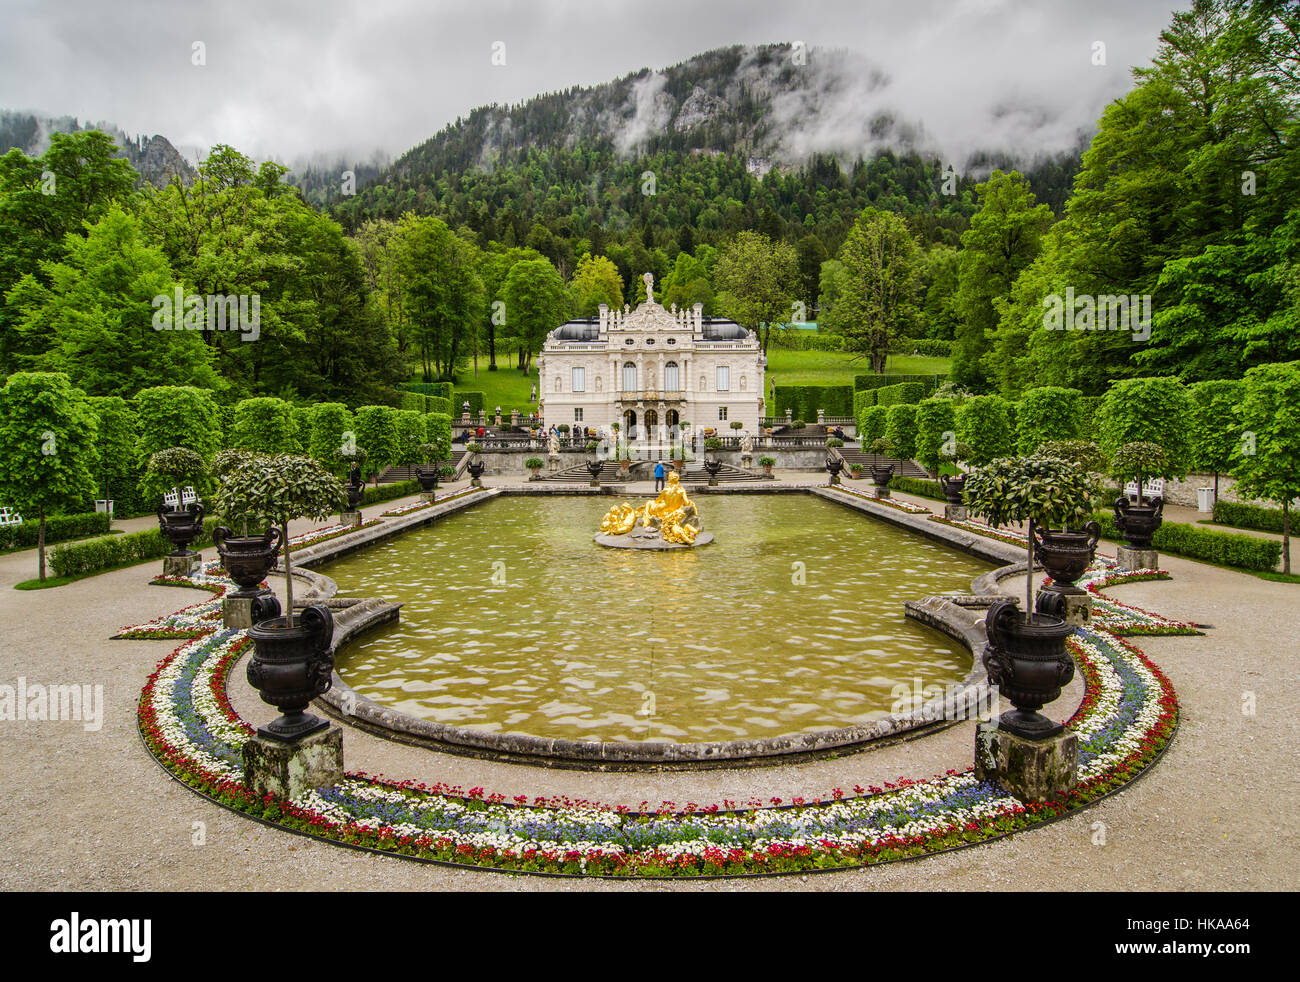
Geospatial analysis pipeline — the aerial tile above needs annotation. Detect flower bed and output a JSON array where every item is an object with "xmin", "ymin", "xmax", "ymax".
[
  {"xmin": 929, "ymin": 515, "xmax": 1034, "ymax": 548},
  {"xmin": 823, "ymin": 484, "xmax": 932, "ymax": 515},
  {"xmin": 134, "ymin": 567, "xmax": 1182, "ymax": 878},
  {"xmin": 283, "ymin": 519, "xmax": 381, "ymax": 552},
  {"xmin": 379, "ymin": 487, "xmax": 483, "ymax": 517},
  {"xmin": 113, "ymin": 564, "xmax": 231, "ymax": 639}
]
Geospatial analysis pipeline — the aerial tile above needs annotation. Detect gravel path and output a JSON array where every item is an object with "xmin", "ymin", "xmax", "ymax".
[{"xmin": 1, "ymin": 479, "xmax": 1296, "ymax": 891}]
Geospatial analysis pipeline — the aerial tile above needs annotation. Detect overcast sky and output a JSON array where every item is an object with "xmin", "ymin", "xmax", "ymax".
[{"xmin": 0, "ymin": 0, "xmax": 1183, "ymax": 165}]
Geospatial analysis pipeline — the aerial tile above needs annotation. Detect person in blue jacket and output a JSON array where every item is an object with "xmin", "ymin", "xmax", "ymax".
[{"xmin": 653, "ymin": 460, "xmax": 665, "ymax": 492}]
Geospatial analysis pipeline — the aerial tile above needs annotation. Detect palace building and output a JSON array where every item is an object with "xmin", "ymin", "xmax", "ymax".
[{"xmin": 537, "ymin": 273, "xmax": 765, "ymax": 438}]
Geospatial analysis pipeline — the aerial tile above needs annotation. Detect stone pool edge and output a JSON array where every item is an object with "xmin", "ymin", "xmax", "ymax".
[{"xmin": 294, "ymin": 484, "xmax": 1033, "ymax": 771}]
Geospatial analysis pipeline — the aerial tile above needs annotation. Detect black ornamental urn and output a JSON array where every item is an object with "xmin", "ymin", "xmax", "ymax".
[
  {"xmin": 415, "ymin": 466, "xmax": 439, "ymax": 492},
  {"xmin": 824, "ymin": 454, "xmax": 844, "ymax": 485},
  {"xmin": 586, "ymin": 459, "xmax": 604, "ymax": 486},
  {"xmin": 345, "ymin": 464, "xmax": 364, "ymax": 510},
  {"xmin": 212, "ymin": 526, "xmax": 282, "ymax": 598},
  {"xmin": 1114, "ymin": 495, "xmax": 1163, "ymax": 548},
  {"xmin": 939, "ymin": 473, "xmax": 967, "ymax": 505},
  {"xmin": 869, "ymin": 463, "xmax": 894, "ymax": 494},
  {"xmin": 704, "ymin": 458, "xmax": 723, "ymax": 486},
  {"xmin": 466, "ymin": 459, "xmax": 486, "ymax": 487},
  {"xmin": 1034, "ymin": 522, "xmax": 1102, "ymax": 595},
  {"xmin": 158, "ymin": 501, "xmax": 205, "ymax": 556},
  {"xmin": 246, "ymin": 603, "xmax": 335, "ymax": 742},
  {"xmin": 982, "ymin": 600, "xmax": 1075, "ymax": 740}
]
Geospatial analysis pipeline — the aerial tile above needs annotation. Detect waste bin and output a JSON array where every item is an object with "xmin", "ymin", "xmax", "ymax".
[{"xmin": 1196, "ymin": 487, "xmax": 1214, "ymax": 513}]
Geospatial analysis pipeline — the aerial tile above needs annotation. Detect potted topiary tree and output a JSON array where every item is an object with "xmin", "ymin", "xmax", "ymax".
[
  {"xmin": 963, "ymin": 455, "xmax": 1094, "ymax": 739},
  {"xmin": 224, "ymin": 453, "xmax": 346, "ymax": 742},
  {"xmin": 849, "ymin": 463, "xmax": 863, "ymax": 480},
  {"xmin": 1110, "ymin": 441, "xmax": 1170, "ymax": 555},
  {"xmin": 759, "ymin": 455, "xmax": 776, "ymax": 477},
  {"xmin": 211, "ymin": 449, "xmax": 282, "ymax": 600},
  {"xmin": 146, "ymin": 447, "xmax": 208, "ymax": 561},
  {"xmin": 525, "ymin": 456, "xmax": 544, "ymax": 480}
]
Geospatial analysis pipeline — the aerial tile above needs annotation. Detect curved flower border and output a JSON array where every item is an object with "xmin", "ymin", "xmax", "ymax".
[{"xmin": 136, "ymin": 571, "xmax": 1180, "ymax": 878}]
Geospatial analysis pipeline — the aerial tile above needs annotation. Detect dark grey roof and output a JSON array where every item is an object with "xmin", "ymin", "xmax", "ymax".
[
  {"xmin": 553, "ymin": 322, "xmax": 599, "ymax": 341},
  {"xmin": 700, "ymin": 321, "xmax": 750, "ymax": 340}
]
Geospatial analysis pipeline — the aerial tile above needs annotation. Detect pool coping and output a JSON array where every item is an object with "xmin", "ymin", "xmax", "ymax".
[{"xmin": 304, "ymin": 484, "xmax": 1033, "ymax": 770}]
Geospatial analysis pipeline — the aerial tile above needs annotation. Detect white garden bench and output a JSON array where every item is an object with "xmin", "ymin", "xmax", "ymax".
[
  {"xmin": 1124, "ymin": 478, "xmax": 1165, "ymax": 500},
  {"xmin": 162, "ymin": 486, "xmax": 199, "ymax": 509},
  {"xmin": 0, "ymin": 507, "xmax": 22, "ymax": 527}
]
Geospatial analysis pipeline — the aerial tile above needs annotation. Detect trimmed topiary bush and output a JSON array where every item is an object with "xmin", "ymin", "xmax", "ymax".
[
  {"xmin": 1096, "ymin": 376, "xmax": 1194, "ymax": 474},
  {"xmin": 884, "ymin": 404, "xmax": 919, "ymax": 460},
  {"xmin": 957, "ymin": 394, "xmax": 1014, "ymax": 467},
  {"xmin": 1015, "ymin": 386, "xmax": 1081, "ymax": 455},
  {"xmin": 229, "ymin": 397, "xmax": 298, "ymax": 456},
  {"xmin": 915, "ymin": 397, "xmax": 958, "ymax": 473}
]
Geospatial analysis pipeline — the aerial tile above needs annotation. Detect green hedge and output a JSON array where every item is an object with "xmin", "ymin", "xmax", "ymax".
[
  {"xmin": 889, "ymin": 338, "xmax": 952, "ymax": 357},
  {"xmin": 1091, "ymin": 511, "xmax": 1281, "ymax": 572},
  {"xmin": 774, "ymin": 384, "xmax": 855, "ymax": 419},
  {"xmin": 428, "ymin": 396, "xmax": 452, "ymax": 416},
  {"xmin": 854, "ymin": 374, "xmax": 947, "ymax": 394},
  {"xmin": 876, "ymin": 382, "xmax": 928, "ymax": 406},
  {"xmin": 360, "ymin": 480, "xmax": 421, "ymax": 507},
  {"xmin": 1212, "ymin": 500, "xmax": 1292, "ymax": 534},
  {"xmin": 768, "ymin": 330, "xmax": 844, "ymax": 351},
  {"xmin": 403, "ymin": 381, "xmax": 452, "ymax": 399},
  {"xmin": 49, "ymin": 516, "xmax": 221, "ymax": 579},
  {"xmin": 888, "ymin": 475, "xmax": 946, "ymax": 501},
  {"xmin": 0, "ymin": 511, "xmax": 112, "ymax": 552},
  {"xmin": 399, "ymin": 391, "xmax": 428, "ymax": 414},
  {"xmin": 453, "ymin": 391, "xmax": 487, "ymax": 416}
]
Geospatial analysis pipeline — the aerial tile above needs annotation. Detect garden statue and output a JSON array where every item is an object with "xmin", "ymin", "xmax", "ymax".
[{"xmin": 597, "ymin": 471, "xmax": 704, "ymax": 546}]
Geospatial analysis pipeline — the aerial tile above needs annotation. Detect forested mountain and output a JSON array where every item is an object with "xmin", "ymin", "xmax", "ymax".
[
  {"xmin": 0, "ymin": 111, "xmax": 194, "ymax": 187},
  {"xmin": 332, "ymin": 44, "xmax": 1083, "ymax": 259}
]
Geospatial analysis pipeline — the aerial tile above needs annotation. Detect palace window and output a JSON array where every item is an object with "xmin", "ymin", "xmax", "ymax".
[
  {"xmin": 622, "ymin": 362, "xmax": 636, "ymax": 392},
  {"xmin": 718, "ymin": 407, "xmax": 728, "ymax": 421},
  {"xmin": 574, "ymin": 408, "xmax": 584, "ymax": 422},
  {"xmin": 572, "ymin": 367, "xmax": 585, "ymax": 393},
  {"xmin": 664, "ymin": 361, "xmax": 680, "ymax": 391},
  {"xmin": 716, "ymin": 366, "xmax": 731, "ymax": 391}
]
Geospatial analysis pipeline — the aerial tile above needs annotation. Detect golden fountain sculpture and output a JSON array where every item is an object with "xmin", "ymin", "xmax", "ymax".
[{"xmin": 598, "ymin": 471, "xmax": 704, "ymax": 546}]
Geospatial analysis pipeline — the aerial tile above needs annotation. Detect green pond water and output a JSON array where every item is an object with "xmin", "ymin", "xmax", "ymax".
[{"xmin": 328, "ymin": 495, "xmax": 989, "ymax": 745}]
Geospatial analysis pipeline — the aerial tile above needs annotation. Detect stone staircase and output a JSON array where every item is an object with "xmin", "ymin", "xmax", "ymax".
[
  {"xmin": 835, "ymin": 448, "xmax": 930, "ymax": 480},
  {"xmin": 540, "ymin": 460, "xmax": 762, "ymax": 484}
]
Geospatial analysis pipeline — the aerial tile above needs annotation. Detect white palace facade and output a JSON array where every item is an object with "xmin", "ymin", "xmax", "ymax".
[{"xmin": 537, "ymin": 274, "xmax": 765, "ymax": 439}]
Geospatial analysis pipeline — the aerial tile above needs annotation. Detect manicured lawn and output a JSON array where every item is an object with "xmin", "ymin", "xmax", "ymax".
[
  {"xmin": 764, "ymin": 349, "xmax": 951, "ymax": 386},
  {"xmin": 430, "ymin": 349, "xmax": 951, "ymax": 415}
]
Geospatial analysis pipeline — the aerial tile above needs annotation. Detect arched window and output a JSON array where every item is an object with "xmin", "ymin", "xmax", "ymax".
[
  {"xmin": 664, "ymin": 361, "xmax": 680, "ymax": 391},
  {"xmin": 622, "ymin": 362, "xmax": 636, "ymax": 392}
]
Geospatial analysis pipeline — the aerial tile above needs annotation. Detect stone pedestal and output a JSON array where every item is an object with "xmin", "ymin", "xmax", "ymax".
[
  {"xmin": 828, "ymin": 474, "xmax": 840, "ymax": 486},
  {"xmin": 419, "ymin": 492, "xmax": 436, "ymax": 503},
  {"xmin": 1116, "ymin": 545, "xmax": 1159, "ymax": 571},
  {"xmin": 817, "ymin": 409, "xmax": 826, "ymax": 425},
  {"xmin": 340, "ymin": 510, "xmax": 362, "ymax": 527},
  {"xmin": 741, "ymin": 453, "xmax": 753, "ymax": 471},
  {"xmin": 511, "ymin": 410, "xmax": 520, "ymax": 428},
  {"xmin": 223, "ymin": 591, "xmax": 271, "ymax": 630},
  {"xmin": 975, "ymin": 721, "xmax": 1078, "ymax": 803},
  {"xmin": 944, "ymin": 504, "xmax": 967, "ymax": 521},
  {"xmin": 1046, "ymin": 590, "xmax": 1092, "ymax": 627},
  {"xmin": 162, "ymin": 553, "xmax": 201, "ymax": 577},
  {"xmin": 871, "ymin": 485, "xmax": 891, "ymax": 499},
  {"xmin": 243, "ymin": 725, "xmax": 343, "ymax": 801},
  {"xmin": 478, "ymin": 409, "xmax": 487, "ymax": 428}
]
